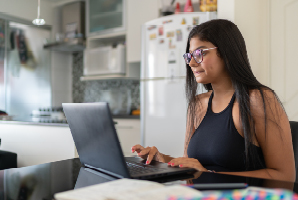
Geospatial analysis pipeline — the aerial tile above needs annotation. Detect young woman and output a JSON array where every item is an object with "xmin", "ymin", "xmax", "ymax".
[{"xmin": 132, "ymin": 19, "xmax": 295, "ymax": 182}]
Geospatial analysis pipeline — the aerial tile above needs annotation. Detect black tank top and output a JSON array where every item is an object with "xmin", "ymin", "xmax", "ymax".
[{"xmin": 187, "ymin": 91, "xmax": 265, "ymax": 172}]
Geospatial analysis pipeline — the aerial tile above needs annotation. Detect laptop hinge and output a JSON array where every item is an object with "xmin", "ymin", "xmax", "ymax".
[{"xmin": 84, "ymin": 164, "xmax": 125, "ymax": 179}]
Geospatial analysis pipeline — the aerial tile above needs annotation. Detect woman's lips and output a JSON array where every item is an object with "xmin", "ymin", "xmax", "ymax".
[{"xmin": 194, "ymin": 71, "xmax": 204, "ymax": 75}]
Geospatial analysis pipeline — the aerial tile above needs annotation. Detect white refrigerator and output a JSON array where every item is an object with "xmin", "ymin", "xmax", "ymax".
[{"xmin": 141, "ymin": 12, "xmax": 217, "ymax": 157}]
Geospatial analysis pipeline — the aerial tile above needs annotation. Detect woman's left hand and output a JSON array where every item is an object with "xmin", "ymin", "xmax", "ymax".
[{"xmin": 168, "ymin": 157, "xmax": 208, "ymax": 172}]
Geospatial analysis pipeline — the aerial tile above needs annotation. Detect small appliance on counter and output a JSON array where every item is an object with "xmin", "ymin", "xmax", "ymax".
[
  {"xmin": 83, "ymin": 43, "xmax": 126, "ymax": 76},
  {"xmin": 31, "ymin": 117, "xmax": 67, "ymax": 124},
  {"xmin": 32, "ymin": 107, "xmax": 66, "ymax": 121}
]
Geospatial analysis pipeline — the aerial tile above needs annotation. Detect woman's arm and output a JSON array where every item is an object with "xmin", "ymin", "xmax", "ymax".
[
  {"xmin": 220, "ymin": 89, "xmax": 296, "ymax": 182},
  {"xmin": 219, "ymin": 168, "xmax": 293, "ymax": 182}
]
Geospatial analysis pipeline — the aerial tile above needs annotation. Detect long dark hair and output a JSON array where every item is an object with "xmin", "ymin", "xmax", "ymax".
[{"xmin": 185, "ymin": 19, "xmax": 284, "ymax": 170}]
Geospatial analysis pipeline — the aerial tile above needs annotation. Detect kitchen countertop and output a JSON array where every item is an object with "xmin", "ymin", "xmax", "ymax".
[
  {"xmin": 0, "ymin": 117, "xmax": 69, "ymax": 127},
  {"xmin": 0, "ymin": 115, "xmax": 140, "ymax": 127}
]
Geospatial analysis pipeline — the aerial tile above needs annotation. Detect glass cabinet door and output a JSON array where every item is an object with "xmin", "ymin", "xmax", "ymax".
[{"xmin": 87, "ymin": 0, "xmax": 125, "ymax": 36}]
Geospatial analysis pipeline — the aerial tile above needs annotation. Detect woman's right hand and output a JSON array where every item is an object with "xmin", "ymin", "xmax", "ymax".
[{"xmin": 131, "ymin": 144, "xmax": 165, "ymax": 164}]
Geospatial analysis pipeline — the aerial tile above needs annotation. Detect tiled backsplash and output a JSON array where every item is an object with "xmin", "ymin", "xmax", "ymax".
[{"xmin": 72, "ymin": 52, "xmax": 140, "ymax": 114}]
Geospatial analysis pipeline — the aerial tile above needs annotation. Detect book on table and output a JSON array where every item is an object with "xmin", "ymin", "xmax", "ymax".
[{"xmin": 54, "ymin": 179, "xmax": 202, "ymax": 200}]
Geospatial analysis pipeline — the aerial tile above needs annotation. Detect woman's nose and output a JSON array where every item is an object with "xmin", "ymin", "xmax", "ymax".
[{"xmin": 189, "ymin": 56, "xmax": 199, "ymax": 67}]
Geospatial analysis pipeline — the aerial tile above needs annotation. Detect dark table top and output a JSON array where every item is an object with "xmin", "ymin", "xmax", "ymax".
[{"xmin": 0, "ymin": 158, "xmax": 297, "ymax": 200}]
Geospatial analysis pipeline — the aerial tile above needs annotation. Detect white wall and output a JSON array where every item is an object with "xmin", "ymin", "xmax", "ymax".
[
  {"xmin": 217, "ymin": 0, "xmax": 270, "ymax": 86},
  {"xmin": 234, "ymin": 0, "xmax": 270, "ymax": 86},
  {"xmin": 270, "ymin": 0, "xmax": 298, "ymax": 121},
  {"xmin": 51, "ymin": 52, "xmax": 73, "ymax": 107},
  {"xmin": 217, "ymin": 0, "xmax": 235, "ymax": 22},
  {"xmin": 217, "ymin": 0, "xmax": 298, "ymax": 121},
  {"xmin": 126, "ymin": 0, "xmax": 159, "ymax": 62},
  {"xmin": 50, "ymin": 3, "xmax": 73, "ymax": 107},
  {"xmin": 0, "ymin": 0, "xmax": 54, "ymax": 25}
]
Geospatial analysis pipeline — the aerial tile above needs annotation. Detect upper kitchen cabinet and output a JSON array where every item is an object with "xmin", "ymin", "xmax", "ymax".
[
  {"xmin": 86, "ymin": 0, "xmax": 159, "ymax": 56},
  {"xmin": 86, "ymin": 0, "xmax": 126, "ymax": 38},
  {"xmin": 82, "ymin": 0, "xmax": 159, "ymax": 80},
  {"xmin": 44, "ymin": 1, "xmax": 86, "ymax": 52}
]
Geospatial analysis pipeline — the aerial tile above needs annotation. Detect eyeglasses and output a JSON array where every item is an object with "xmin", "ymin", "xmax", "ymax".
[{"xmin": 183, "ymin": 47, "xmax": 218, "ymax": 64}]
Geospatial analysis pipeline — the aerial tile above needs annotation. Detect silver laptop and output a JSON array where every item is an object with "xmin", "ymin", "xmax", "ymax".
[{"xmin": 62, "ymin": 102, "xmax": 195, "ymax": 179}]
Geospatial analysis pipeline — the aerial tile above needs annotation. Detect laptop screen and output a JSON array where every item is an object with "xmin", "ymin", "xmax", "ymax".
[{"xmin": 63, "ymin": 102, "xmax": 130, "ymax": 178}]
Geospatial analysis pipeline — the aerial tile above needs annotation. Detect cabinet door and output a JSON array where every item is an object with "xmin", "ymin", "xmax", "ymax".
[
  {"xmin": 86, "ymin": 0, "xmax": 125, "ymax": 37},
  {"xmin": 114, "ymin": 119, "xmax": 140, "ymax": 156},
  {"xmin": 0, "ymin": 124, "xmax": 75, "ymax": 167}
]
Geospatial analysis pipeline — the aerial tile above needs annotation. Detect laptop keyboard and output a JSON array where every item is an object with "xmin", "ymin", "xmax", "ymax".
[{"xmin": 126, "ymin": 161, "xmax": 165, "ymax": 175}]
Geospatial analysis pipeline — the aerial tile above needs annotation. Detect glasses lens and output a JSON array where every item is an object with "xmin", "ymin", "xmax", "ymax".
[
  {"xmin": 193, "ymin": 49, "xmax": 202, "ymax": 63},
  {"xmin": 183, "ymin": 53, "xmax": 192, "ymax": 64}
]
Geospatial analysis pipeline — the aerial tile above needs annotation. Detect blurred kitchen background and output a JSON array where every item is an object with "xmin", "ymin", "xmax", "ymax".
[
  {"xmin": 0, "ymin": 0, "xmax": 145, "ymax": 121},
  {"xmin": 0, "ymin": 0, "xmax": 297, "ymax": 168}
]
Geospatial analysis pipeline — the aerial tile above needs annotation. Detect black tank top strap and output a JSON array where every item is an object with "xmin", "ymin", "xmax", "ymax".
[
  {"xmin": 229, "ymin": 92, "xmax": 236, "ymax": 106},
  {"xmin": 207, "ymin": 91, "xmax": 214, "ymax": 112}
]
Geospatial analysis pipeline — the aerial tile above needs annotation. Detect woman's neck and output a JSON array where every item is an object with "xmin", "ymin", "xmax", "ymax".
[{"xmin": 211, "ymin": 78, "xmax": 235, "ymax": 98}]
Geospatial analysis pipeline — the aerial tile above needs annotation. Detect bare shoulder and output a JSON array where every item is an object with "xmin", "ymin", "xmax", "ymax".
[
  {"xmin": 193, "ymin": 91, "xmax": 212, "ymax": 116},
  {"xmin": 249, "ymin": 88, "xmax": 282, "ymax": 114},
  {"xmin": 249, "ymin": 88, "xmax": 287, "ymax": 131},
  {"xmin": 195, "ymin": 91, "xmax": 212, "ymax": 107},
  {"xmin": 249, "ymin": 88, "xmax": 276, "ymax": 104},
  {"xmin": 191, "ymin": 91, "xmax": 212, "ymax": 128}
]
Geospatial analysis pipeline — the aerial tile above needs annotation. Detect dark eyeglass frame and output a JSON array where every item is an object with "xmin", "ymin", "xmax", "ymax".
[{"xmin": 183, "ymin": 47, "xmax": 218, "ymax": 64}]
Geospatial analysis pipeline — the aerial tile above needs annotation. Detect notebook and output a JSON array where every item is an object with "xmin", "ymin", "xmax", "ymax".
[
  {"xmin": 55, "ymin": 178, "xmax": 202, "ymax": 200},
  {"xmin": 62, "ymin": 102, "xmax": 195, "ymax": 179}
]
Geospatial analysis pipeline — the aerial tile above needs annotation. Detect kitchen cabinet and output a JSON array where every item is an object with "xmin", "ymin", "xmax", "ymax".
[
  {"xmin": 0, "ymin": 123, "xmax": 75, "ymax": 168},
  {"xmin": 82, "ymin": 0, "xmax": 159, "ymax": 80},
  {"xmin": 44, "ymin": 2, "xmax": 86, "ymax": 52},
  {"xmin": 86, "ymin": 0, "xmax": 126, "ymax": 38},
  {"xmin": 114, "ymin": 118, "xmax": 140, "ymax": 156}
]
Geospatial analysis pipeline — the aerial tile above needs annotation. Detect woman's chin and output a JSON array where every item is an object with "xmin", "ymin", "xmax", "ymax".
[
  {"xmin": 195, "ymin": 79, "xmax": 209, "ymax": 85},
  {"xmin": 195, "ymin": 77, "xmax": 205, "ymax": 84}
]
